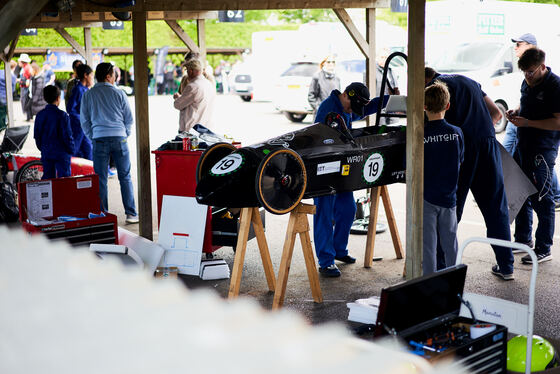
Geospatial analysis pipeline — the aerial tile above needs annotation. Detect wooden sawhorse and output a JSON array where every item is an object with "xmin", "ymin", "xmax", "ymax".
[
  {"xmin": 364, "ymin": 185, "xmax": 404, "ymax": 267},
  {"xmin": 272, "ymin": 203, "xmax": 322, "ymax": 309},
  {"xmin": 228, "ymin": 207, "xmax": 276, "ymax": 299}
]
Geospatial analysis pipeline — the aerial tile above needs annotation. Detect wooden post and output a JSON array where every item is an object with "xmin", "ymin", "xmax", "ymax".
[
  {"xmin": 83, "ymin": 27, "xmax": 93, "ymax": 66},
  {"xmin": 55, "ymin": 27, "xmax": 86, "ymax": 59},
  {"xmin": 365, "ymin": 7, "xmax": 376, "ymax": 127},
  {"xmin": 132, "ymin": 10, "xmax": 153, "ymax": 240},
  {"xmin": 196, "ymin": 19, "xmax": 206, "ymax": 63},
  {"xmin": 272, "ymin": 203, "xmax": 322, "ymax": 309},
  {"xmin": 406, "ymin": 0, "xmax": 426, "ymax": 279},
  {"xmin": 228, "ymin": 207, "xmax": 276, "ymax": 298},
  {"xmin": 364, "ymin": 187, "xmax": 381, "ymax": 268}
]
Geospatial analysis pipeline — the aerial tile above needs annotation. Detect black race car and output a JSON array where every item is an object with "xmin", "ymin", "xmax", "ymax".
[{"xmin": 195, "ymin": 113, "xmax": 406, "ymax": 215}]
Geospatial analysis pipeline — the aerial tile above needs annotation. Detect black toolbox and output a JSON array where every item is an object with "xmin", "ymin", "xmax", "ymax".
[{"xmin": 374, "ymin": 265, "xmax": 508, "ymax": 373}]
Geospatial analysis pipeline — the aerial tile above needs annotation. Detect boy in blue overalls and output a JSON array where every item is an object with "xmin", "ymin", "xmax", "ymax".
[
  {"xmin": 314, "ymin": 82, "xmax": 388, "ymax": 277},
  {"xmin": 34, "ymin": 85, "xmax": 75, "ymax": 179},
  {"xmin": 423, "ymin": 81, "xmax": 464, "ymax": 275}
]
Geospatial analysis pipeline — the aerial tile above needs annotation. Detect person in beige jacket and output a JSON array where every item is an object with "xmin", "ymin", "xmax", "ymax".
[{"xmin": 173, "ymin": 59, "xmax": 216, "ymax": 133}]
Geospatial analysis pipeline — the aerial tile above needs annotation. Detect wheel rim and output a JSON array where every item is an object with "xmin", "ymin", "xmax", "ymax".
[
  {"xmin": 20, "ymin": 164, "xmax": 43, "ymax": 182},
  {"xmin": 258, "ymin": 149, "xmax": 306, "ymax": 214}
]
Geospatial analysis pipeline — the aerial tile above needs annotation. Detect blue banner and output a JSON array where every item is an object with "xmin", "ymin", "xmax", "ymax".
[{"xmin": 45, "ymin": 52, "xmax": 103, "ymax": 71}]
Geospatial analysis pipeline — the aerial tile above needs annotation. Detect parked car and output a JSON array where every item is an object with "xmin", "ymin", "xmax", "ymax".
[
  {"xmin": 431, "ymin": 40, "xmax": 519, "ymax": 133},
  {"xmin": 272, "ymin": 62, "xmax": 319, "ymax": 123},
  {"xmin": 230, "ymin": 73, "xmax": 253, "ymax": 102}
]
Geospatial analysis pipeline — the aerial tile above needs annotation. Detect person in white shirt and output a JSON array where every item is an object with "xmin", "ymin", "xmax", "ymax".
[{"xmin": 173, "ymin": 58, "xmax": 216, "ymax": 133}]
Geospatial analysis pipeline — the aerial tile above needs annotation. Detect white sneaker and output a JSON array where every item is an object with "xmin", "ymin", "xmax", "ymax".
[{"xmin": 126, "ymin": 214, "xmax": 139, "ymax": 224}]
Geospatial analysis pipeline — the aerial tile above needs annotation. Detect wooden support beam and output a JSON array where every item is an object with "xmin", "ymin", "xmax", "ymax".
[
  {"xmin": 0, "ymin": 0, "xmax": 49, "ymax": 51},
  {"xmin": 196, "ymin": 19, "xmax": 206, "ymax": 63},
  {"xmin": 55, "ymin": 27, "xmax": 86, "ymax": 59},
  {"xmin": 165, "ymin": 20, "xmax": 199, "ymax": 54},
  {"xmin": 4, "ymin": 35, "xmax": 20, "ymax": 61},
  {"xmin": 84, "ymin": 27, "xmax": 93, "ymax": 66},
  {"xmin": 1, "ymin": 36, "xmax": 19, "ymax": 129},
  {"xmin": 13, "ymin": 46, "xmax": 248, "ymax": 57},
  {"xmin": 142, "ymin": 0, "xmax": 390, "ymax": 11},
  {"xmin": 132, "ymin": 10, "xmax": 153, "ymax": 240},
  {"xmin": 365, "ymin": 7, "xmax": 376, "ymax": 126},
  {"xmin": 405, "ymin": 0, "xmax": 426, "ymax": 279},
  {"xmin": 333, "ymin": 8, "xmax": 370, "ymax": 59}
]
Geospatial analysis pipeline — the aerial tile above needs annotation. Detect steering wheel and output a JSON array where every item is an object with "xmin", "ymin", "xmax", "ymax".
[{"xmin": 324, "ymin": 112, "xmax": 355, "ymax": 143}]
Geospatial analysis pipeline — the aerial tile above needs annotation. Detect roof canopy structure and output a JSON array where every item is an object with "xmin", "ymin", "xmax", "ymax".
[{"xmin": 0, "ymin": 0, "xmax": 426, "ymax": 278}]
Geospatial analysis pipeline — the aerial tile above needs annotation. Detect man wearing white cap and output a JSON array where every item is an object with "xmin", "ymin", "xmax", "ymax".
[{"xmin": 18, "ymin": 54, "xmax": 33, "ymax": 121}]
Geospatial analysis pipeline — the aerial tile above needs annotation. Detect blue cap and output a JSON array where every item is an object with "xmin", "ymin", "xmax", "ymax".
[{"xmin": 512, "ymin": 33, "xmax": 537, "ymax": 46}]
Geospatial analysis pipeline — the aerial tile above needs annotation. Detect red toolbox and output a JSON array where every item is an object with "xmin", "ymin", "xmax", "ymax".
[
  {"xmin": 152, "ymin": 149, "xmax": 218, "ymax": 254},
  {"xmin": 18, "ymin": 174, "xmax": 118, "ymax": 246}
]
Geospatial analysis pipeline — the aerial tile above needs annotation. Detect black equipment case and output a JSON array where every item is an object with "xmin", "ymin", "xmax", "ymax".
[{"xmin": 374, "ymin": 265, "xmax": 508, "ymax": 373}]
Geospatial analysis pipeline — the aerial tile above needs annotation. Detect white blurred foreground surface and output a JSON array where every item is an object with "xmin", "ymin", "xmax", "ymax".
[{"xmin": 0, "ymin": 227, "xmax": 459, "ymax": 374}]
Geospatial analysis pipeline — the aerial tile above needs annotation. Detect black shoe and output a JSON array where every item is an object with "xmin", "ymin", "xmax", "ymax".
[
  {"xmin": 521, "ymin": 252, "xmax": 552, "ymax": 264},
  {"xmin": 512, "ymin": 240, "xmax": 534, "ymax": 254},
  {"xmin": 335, "ymin": 255, "xmax": 356, "ymax": 264},
  {"xmin": 319, "ymin": 264, "xmax": 341, "ymax": 277},
  {"xmin": 491, "ymin": 265, "xmax": 514, "ymax": 281}
]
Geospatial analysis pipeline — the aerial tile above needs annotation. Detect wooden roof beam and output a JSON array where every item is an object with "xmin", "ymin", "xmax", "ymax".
[
  {"xmin": 36, "ymin": 0, "xmax": 388, "ymax": 12},
  {"xmin": 55, "ymin": 27, "xmax": 87, "ymax": 59},
  {"xmin": 0, "ymin": 0, "xmax": 49, "ymax": 50},
  {"xmin": 333, "ymin": 8, "xmax": 369, "ymax": 59},
  {"xmin": 165, "ymin": 20, "xmax": 199, "ymax": 54}
]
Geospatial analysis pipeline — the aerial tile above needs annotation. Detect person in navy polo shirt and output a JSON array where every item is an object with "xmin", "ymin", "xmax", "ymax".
[
  {"xmin": 507, "ymin": 47, "xmax": 560, "ymax": 265},
  {"xmin": 425, "ymin": 67, "xmax": 514, "ymax": 280},
  {"xmin": 313, "ymin": 82, "xmax": 388, "ymax": 277},
  {"xmin": 422, "ymin": 81, "xmax": 464, "ymax": 275},
  {"xmin": 34, "ymin": 85, "xmax": 75, "ymax": 179}
]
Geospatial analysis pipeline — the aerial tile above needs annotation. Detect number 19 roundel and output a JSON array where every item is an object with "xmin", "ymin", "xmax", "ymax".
[
  {"xmin": 210, "ymin": 153, "xmax": 244, "ymax": 176},
  {"xmin": 362, "ymin": 152, "xmax": 384, "ymax": 184}
]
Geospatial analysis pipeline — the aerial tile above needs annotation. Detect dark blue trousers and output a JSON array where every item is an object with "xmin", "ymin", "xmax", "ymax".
[
  {"xmin": 515, "ymin": 148, "xmax": 557, "ymax": 255},
  {"xmin": 41, "ymin": 155, "xmax": 71, "ymax": 179},
  {"xmin": 439, "ymin": 137, "xmax": 514, "ymax": 273},
  {"xmin": 313, "ymin": 192, "xmax": 356, "ymax": 268}
]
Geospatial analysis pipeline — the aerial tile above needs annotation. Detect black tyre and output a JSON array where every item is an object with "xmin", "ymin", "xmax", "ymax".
[
  {"xmin": 494, "ymin": 101, "xmax": 508, "ymax": 134},
  {"xmin": 284, "ymin": 112, "xmax": 307, "ymax": 123},
  {"xmin": 196, "ymin": 142, "xmax": 237, "ymax": 183},
  {"xmin": 255, "ymin": 148, "xmax": 306, "ymax": 215},
  {"xmin": 15, "ymin": 160, "xmax": 43, "ymax": 184},
  {"xmin": 241, "ymin": 95, "xmax": 252, "ymax": 102}
]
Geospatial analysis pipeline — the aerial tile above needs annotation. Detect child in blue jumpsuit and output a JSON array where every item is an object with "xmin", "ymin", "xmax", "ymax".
[
  {"xmin": 425, "ymin": 68, "xmax": 515, "ymax": 279},
  {"xmin": 34, "ymin": 85, "xmax": 75, "ymax": 179},
  {"xmin": 314, "ymin": 82, "xmax": 388, "ymax": 277},
  {"xmin": 67, "ymin": 64, "xmax": 93, "ymax": 160}
]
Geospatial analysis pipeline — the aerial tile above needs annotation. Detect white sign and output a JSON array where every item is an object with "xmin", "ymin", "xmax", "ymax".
[
  {"xmin": 210, "ymin": 153, "xmax": 243, "ymax": 176},
  {"xmin": 317, "ymin": 161, "xmax": 341, "ymax": 175},
  {"xmin": 363, "ymin": 153, "xmax": 384, "ymax": 183},
  {"xmin": 158, "ymin": 196, "xmax": 206, "ymax": 275},
  {"xmin": 26, "ymin": 181, "xmax": 53, "ymax": 219}
]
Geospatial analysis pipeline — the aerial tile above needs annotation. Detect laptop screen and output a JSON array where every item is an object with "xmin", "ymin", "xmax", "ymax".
[{"xmin": 375, "ymin": 264, "xmax": 468, "ymax": 336}]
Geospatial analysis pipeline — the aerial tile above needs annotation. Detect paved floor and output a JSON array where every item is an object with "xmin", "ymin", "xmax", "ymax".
[{"xmin": 8, "ymin": 93, "xmax": 560, "ymax": 344}]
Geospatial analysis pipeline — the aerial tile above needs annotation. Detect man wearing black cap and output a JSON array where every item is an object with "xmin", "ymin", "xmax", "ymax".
[{"xmin": 313, "ymin": 82, "xmax": 388, "ymax": 277}]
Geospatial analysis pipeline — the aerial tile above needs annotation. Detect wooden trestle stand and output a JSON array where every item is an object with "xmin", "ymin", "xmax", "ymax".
[
  {"xmin": 228, "ymin": 203, "xmax": 323, "ymax": 310},
  {"xmin": 228, "ymin": 207, "xmax": 276, "ymax": 299},
  {"xmin": 364, "ymin": 185, "xmax": 404, "ymax": 267},
  {"xmin": 272, "ymin": 203, "xmax": 322, "ymax": 309}
]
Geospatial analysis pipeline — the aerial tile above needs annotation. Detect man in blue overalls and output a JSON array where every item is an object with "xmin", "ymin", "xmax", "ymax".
[
  {"xmin": 313, "ymin": 82, "xmax": 388, "ymax": 277},
  {"xmin": 507, "ymin": 48, "xmax": 560, "ymax": 264},
  {"xmin": 425, "ymin": 68, "xmax": 515, "ymax": 280}
]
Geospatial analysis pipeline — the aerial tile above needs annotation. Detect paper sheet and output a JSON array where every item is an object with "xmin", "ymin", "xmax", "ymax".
[{"xmin": 26, "ymin": 181, "xmax": 53, "ymax": 219}]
